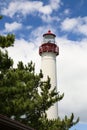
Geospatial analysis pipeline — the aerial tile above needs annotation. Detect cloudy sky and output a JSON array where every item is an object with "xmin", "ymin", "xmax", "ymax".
[{"xmin": 0, "ymin": 0, "xmax": 87, "ymax": 129}]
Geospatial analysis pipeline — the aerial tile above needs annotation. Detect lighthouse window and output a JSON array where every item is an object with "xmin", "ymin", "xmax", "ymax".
[
  {"xmin": 45, "ymin": 35, "xmax": 54, "ymax": 38},
  {"xmin": 43, "ymin": 35, "xmax": 55, "ymax": 43}
]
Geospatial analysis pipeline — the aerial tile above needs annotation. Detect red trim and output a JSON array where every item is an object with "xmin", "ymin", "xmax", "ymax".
[
  {"xmin": 39, "ymin": 43, "xmax": 59, "ymax": 56},
  {"xmin": 43, "ymin": 30, "xmax": 56, "ymax": 37}
]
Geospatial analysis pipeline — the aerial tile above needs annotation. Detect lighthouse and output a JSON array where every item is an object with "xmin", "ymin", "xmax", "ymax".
[{"xmin": 39, "ymin": 30, "xmax": 59, "ymax": 119}]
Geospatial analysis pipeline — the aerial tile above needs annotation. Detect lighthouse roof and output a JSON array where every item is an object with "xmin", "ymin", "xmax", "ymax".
[{"xmin": 43, "ymin": 30, "xmax": 56, "ymax": 37}]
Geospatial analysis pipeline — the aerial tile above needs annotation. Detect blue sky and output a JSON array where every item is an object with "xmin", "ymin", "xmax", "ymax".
[{"xmin": 0, "ymin": 0, "xmax": 87, "ymax": 129}]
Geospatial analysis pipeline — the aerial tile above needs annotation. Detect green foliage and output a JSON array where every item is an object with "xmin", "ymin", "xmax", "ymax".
[
  {"xmin": 0, "ymin": 17, "xmax": 79, "ymax": 130},
  {"xmin": 0, "ymin": 15, "xmax": 3, "ymax": 19},
  {"xmin": 36, "ymin": 114, "xmax": 79, "ymax": 130},
  {"xmin": 0, "ymin": 50, "xmax": 13, "ymax": 71},
  {"xmin": 0, "ymin": 60, "xmax": 64, "ymax": 127},
  {"xmin": 0, "ymin": 34, "xmax": 15, "ymax": 48}
]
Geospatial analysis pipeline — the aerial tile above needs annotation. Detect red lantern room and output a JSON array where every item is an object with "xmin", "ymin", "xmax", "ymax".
[{"xmin": 39, "ymin": 30, "xmax": 59, "ymax": 56}]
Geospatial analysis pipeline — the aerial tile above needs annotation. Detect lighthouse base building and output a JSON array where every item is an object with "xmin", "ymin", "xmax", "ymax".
[{"xmin": 39, "ymin": 30, "xmax": 59, "ymax": 119}]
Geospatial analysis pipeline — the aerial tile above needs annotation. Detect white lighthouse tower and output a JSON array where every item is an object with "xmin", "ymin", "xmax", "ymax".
[{"xmin": 39, "ymin": 30, "xmax": 59, "ymax": 119}]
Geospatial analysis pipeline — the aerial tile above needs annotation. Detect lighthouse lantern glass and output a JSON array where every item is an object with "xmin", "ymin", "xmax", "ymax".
[{"xmin": 43, "ymin": 35, "xmax": 55, "ymax": 43}]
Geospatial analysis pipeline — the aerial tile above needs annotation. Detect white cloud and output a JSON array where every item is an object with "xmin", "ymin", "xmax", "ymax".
[
  {"xmin": 61, "ymin": 17, "xmax": 87, "ymax": 36},
  {"xmin": 7, "ymin": 38, "xmax": 41, "ymax": 73},
  {"xmin": 5, "ymin": 22, "xmax": 22, "ymax": 32},
  {"xmin": 50, "ymin": 0, "xmax": 61, "ymax": 10},
  {"xmin": 1, "ymin": 0, "xmax": 61, "ymax": 21},
  {"xmin": 41, "ymin": 14, "xmax": 59, "ymax": 23},
  {"xmin": 78, "ymin": 24, "xmax": 87, "ymax": 36},
  {"xmin": 63, "ymin": 9, "xmax": 71, "ymax": 15},
  {"xmin": 1, "ymin": 1, "xmax": 42, "ymax": 17},
  {"xmin": 56, "ymin": 37, "xmax": 87, "ymax": 122},
  {"xmin": 39, "ymin": 5, "xmax": 52, "ymax": 15},
  {"xmin": 26, "ymin": 25, "xmax": 32, "ymax": 30},
  {"xmin": 2, "ymin": 1, "xmax": 18, "ymax": 17},
  {"xmin": 61, "ymin": 18, "xmax": 78, "ymax": 31}
]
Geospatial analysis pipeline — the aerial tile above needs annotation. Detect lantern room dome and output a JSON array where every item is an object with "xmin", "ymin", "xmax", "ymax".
[{"xmin": 43, "ymin": 30, "xmax": 56, "ymax": 37}]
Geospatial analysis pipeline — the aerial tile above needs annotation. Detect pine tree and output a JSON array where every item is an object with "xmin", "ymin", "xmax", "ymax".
[{"xmin": 0, "ymin": 16, "xmax": 79, "ymax": 130}]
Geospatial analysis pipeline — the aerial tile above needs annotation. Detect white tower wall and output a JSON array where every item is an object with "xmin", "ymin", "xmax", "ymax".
[{"xmin": 41, "ymin": 52, "xmax": 58, "ymax": 119}]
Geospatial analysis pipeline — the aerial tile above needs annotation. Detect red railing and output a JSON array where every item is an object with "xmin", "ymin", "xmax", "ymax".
[{"xmin": 39, "ymin": 43, "xmax": 59, "ymax": 56}]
